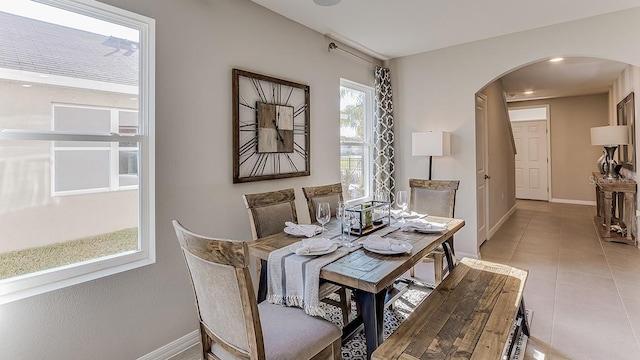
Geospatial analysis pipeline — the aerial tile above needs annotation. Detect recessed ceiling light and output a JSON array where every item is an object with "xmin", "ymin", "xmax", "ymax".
[
  {"xmin": 550, "ymin": 57, "xmax": 564, "ymax": 62},
  {"xmin": 21, "ymin": 84, "xmax": 32, "ymax": 88},
  {"xmin": 313, "ymin": 0, "xmax": 341, "ymax": 6},
  {"xmin": 523, "ymin": 90, "xmax": 534, "ymax": 95}
]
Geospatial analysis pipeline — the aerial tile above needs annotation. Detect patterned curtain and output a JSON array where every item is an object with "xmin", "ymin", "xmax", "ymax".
[{"xmin": 373, "ymin": 66, "xmax": 396, "ymax": 200}]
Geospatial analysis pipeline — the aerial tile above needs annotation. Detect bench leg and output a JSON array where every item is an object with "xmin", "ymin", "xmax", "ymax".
[{"xmin": 519, "ymin": 298, "xmax": 530, "ymax": 337}]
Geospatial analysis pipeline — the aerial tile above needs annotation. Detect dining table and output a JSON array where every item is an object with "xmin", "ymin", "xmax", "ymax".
[{"xmin": 248, "ymin": 215, "xmax": 465, "ymax": 360}]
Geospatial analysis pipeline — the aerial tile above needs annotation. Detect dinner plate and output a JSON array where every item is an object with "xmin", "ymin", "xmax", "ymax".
[
  {"xmin": 363, "ymin": 241, "xmax": 412, "ymax": 255},
  {"xmin": 288, "ymin": 242, "xmax": 339, "ymax": 256},
  {"xmin": 284, "ymin": 226, "xmax": 322, "ymax": 237},
  {"xmin": 411, "ymin": 227, "xmax": 447, "ymax": 234}
]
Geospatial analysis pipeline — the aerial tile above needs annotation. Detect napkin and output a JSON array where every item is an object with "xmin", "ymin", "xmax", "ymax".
[
  {"xmin": 285, "ymin": 222, "xmax": 322, "ymax": 237},
  {"xmin": 295, "ymin": 238, "xmax": 334, "ymax": 255},
  {"xmin": 390, "ymin": 210, "xmax": 425, "ymax": 219},
  {"xmin": 362, "ymin": 234, "xmax": 408, "ymax": 252},
  {"xmin": 400, "ymin": 219, "xmax": 447, "ymax": 232}
]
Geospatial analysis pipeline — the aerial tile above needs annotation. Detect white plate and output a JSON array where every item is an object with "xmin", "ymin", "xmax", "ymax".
[
  {"xmin": 284, "ymin": 226, "xmax": 322, "ymax": 237},
  {"xmin": 412, "ymin": 227, "xmax": 447, "ymax": 234},
  {"xmin": 288, "ymin": 242, "xmax": 339, "ymax": 256},
  {"xmin": 363, "ymin": 241, "xmax": 412, "ymax": 255}
]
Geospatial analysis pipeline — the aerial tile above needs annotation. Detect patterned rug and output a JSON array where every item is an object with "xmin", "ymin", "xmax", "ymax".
[{"xmin": 320, "ymin": 282, "xmax": 530, "ymax": 360}]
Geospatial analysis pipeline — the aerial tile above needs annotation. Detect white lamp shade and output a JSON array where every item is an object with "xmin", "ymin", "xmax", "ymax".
[
  {"xmin": 412, "ymin": 131, "xmax": 451, "ymax": 156},
  {"xmin": 590, "ymin": 125, "xmax": 628, "ymax": 146}
]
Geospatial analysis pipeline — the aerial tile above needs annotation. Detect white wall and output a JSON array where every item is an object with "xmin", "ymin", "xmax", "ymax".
[
  {"xmin": 0, "ymin": 0, "xmax": 376, "ymax": 359},
  {"xmin": 389, "ymin": 7, "xmax": 640, "ymax": 258}
]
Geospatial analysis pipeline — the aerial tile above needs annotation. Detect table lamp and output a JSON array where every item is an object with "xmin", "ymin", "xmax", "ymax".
[
  {"xmin": 412, "ymin": 131, "xmax": 451, "ymax": 180},
  {"xmin": 590, "ymin": 125, "xmax": 628, "ymax": 179}
]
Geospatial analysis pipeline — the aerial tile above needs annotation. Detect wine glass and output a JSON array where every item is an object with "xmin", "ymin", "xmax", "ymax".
[
  {"xmin": 337, "ymin": 201, "xmax": 346, "ymax": 240},
  {"xmin": 316, "ymin": 202, "xmax": 331, "ymax": 235},
  {"xmin": 396, "ymin": 190, "xmax": 408, "ymax": 223},
  {"xmin": 374, "ymin": 190, "xmax": 390, "ymax": 223}
]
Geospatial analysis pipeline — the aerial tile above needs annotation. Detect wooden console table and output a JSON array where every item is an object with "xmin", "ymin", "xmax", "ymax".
[{"xmin": 593, "ymin": 172, "xmax": 637, "ymax": 245}]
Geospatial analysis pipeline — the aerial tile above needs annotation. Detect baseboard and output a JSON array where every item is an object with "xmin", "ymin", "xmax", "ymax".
[
  {"xmin": 488, "ymin": 204, "xmax": 517, "ymax": 239},
  {"xmin": 455, "ymin": 250, "xmax": 479, "ymax": 260},
  {"xmin": 550, "ymin": 198, "xmax": 596, "ymax": 206},
  {"xmin": 137, "ymin": 330, "xmax": 200, "ymax": 360}
]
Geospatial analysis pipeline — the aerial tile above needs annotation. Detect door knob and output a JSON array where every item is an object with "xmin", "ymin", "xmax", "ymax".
[{"xmin": 484, "ymin": 174, "xmax": 491, "ymax": 179}]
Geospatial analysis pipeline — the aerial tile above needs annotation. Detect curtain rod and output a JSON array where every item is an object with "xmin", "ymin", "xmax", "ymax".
[{"xmin": 328, "ymin": 42, "xmax": 380, "ymax": 66}]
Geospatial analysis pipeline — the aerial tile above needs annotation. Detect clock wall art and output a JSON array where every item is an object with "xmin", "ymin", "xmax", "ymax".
[{"xmin": 232, "ymin": 69, "xmax": 310, "ymax": 183}]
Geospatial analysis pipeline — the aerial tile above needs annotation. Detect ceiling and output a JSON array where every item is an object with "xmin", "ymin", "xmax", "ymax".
[{"xmin": 251, "ymin": 0, "xmax": 639, "ymax": 101}]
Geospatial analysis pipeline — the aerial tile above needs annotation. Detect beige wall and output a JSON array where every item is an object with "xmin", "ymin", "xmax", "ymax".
[
  {"xmin": 509, "ymin": 94, "xmax": 609, "ymax": 202},
  {"xmin": 389, "ymin": 7, "xmax": 640, "ymax": 257},
  {"xmin": 0, "ymin": 81, "xmax": 138, "ymax": 252},
  {"xmin": 482, "ymin": 81, "xmax": 516, "ymax": 232},
  {"xmin": 3, "ymin": 0, "xmax": 640, "ymax": 359}
]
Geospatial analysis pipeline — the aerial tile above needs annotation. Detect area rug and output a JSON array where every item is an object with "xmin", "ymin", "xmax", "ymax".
[{"xmin": 320, "ymin": 282, "xmax": 531, "ymax": 360}]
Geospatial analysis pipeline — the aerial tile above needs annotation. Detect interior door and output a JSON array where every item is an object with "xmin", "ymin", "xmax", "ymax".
[
  {"xmin": 476, "ymin": 94, "xmax": 489, "ymax": 246},
  {"xmin": 513, "ymin": 120, "xmax": 549, "ymax": 200}
]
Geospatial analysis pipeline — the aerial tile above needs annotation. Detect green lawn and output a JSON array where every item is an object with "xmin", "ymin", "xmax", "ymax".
[{"xmin": 0, "ymin": 228, "xmax": 138, "ymax": 280}]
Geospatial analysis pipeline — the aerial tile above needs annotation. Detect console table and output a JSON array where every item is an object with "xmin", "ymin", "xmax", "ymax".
[{"xmin": 593, "ymin": 172, "xmax": 637, "ymax": 245}]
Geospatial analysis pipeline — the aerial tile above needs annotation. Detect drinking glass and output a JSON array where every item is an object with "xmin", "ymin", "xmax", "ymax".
[
  {"xmin": 337, "ymin": 201, "xmax": 346, "ymax": 240},
  {"xmin": 374, "ymin": 190, "xmax": 391, "ymax": 223},
  {"xmin": 396, "ymin": 190, "xmax": 408, "ymax": 223},
  {"xmin": 341, "ymin": 211, "xmax": 355, "ymax": 248},
  {"xmin": 316, "ymin": 202, "xmax": 331, "ymax": 235}
]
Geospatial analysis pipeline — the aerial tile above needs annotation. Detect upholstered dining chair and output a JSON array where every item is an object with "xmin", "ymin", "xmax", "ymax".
[
  {"xmin": 243, "ymin": 188, "xmax": 352, "ymax": 325},
  {"xmin": 302, "ymin": 183, "xmax": 344, "ymax": 222},
  {"xmin": 408, "ymin": 179, "xmax": 460, "ymax": 285},
  {"xmin": 172, "ymin": 220, "xmax": 342, "ymax": 360}
]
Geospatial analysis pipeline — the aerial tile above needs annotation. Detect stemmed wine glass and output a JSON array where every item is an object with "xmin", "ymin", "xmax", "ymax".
[
  {"xmin": 337, "ymin": 201, "xmax": 346, "ymax": 241},
  {"xmin": 316, "ymin": 202, "xmax": 331, "ymax": 235},
  {"xmin": 396, "ymin": 190, "xmax": 408, "ymax": 223}
]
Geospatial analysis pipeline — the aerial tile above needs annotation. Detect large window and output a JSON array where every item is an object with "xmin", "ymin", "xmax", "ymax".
[
  {"xmin": 0, "ymin": 0, "xmax": 155, "ymax": 304},
  {"xmin": 340, "ymin": 79, "xmax": 373, "ymax": 201}
]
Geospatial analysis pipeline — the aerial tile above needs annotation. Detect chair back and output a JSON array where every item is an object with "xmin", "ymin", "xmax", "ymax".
[
  {"xmin": 172, "ymin": 220, "xmax": 265, "ymax": 359},
  {"xmin": 243, "ymin": 188, "xmax": 297, "ymax": 240},
  {"xmin": 302, "ymin": 183, "xmax": 344, "ymax": 221},
  {"xmin": 409, "ymin": 179, "xmax": 460, "ymax": 217}
]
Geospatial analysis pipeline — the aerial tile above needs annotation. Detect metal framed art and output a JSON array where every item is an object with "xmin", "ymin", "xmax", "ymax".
[
  {"xmin": 617, "ymin": 92, "xmax": 635, "ymax": 171},
  {"xmin": 232, "ymin": 69, "xmax": 310, "ymax": 183}
]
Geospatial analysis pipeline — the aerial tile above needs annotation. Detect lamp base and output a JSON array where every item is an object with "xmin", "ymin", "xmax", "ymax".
[{"xmin": 603, "ymin": 145, "xmax": 620, "ymax": 179}]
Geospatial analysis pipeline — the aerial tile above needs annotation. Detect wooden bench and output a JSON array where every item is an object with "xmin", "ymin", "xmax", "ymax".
[{"xmin": 373, "ymin": 258, "xmax": 529, "ymax": 360}]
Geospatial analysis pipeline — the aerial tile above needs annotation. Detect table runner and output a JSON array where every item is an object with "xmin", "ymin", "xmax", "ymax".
[{"xmin": 267, "ymin": 243, "xmax": 349, "ymax": 317}]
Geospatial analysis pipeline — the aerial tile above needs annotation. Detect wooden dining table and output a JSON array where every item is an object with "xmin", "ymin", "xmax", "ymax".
[{"xmin": 248, "ymin": 216, "xmax": 465, "ymax": 360}]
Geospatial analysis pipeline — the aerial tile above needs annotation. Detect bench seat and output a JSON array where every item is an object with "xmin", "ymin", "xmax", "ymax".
[{"xmin": 373, "ymin": 258, "xmax": 529, "ymax": 360}]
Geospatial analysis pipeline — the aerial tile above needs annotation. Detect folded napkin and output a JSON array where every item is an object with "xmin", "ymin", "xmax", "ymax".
[
  {"xmin": 285, "ymin": 222, "xmax": 322, "ymax": 237},
  {"xmin": 362, "ymin": 234, "xmax": 409, "ymax": 252},
  {"xmin": 295, "ymin": 238, "xmax": 334, "ymax": 255},
  {"xmin": 400, "ymin": 219, "xmax": 447, "ymax": 232},
  {"xmin": 390, "ymin": 210, "xmax": 425, "ymax": 220}
]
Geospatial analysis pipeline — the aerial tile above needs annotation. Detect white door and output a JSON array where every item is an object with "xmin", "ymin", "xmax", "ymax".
[
  {"xmin": 476, "ymin": 94, "xmax": 489, "ymax": 246},
  {"xmin": 513, "ymin": 120, "xmax": 549, "ymax": 200}
]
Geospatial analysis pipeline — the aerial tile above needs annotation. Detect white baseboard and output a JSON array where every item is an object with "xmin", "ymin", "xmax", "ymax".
[
  {"xmin": 550, "ymin": 198, "xmax": 596, "ymax": 206},
  {"xmin": 488, "ymin": 204, "xmax": 517, "ymax": 239},
  {"xmin": 455, "ymin": 250, "xmax": 479, "ymax": 260},
  {"xmin": 137, "ymin": 330, "xmax": 200, "ymax": 360}
]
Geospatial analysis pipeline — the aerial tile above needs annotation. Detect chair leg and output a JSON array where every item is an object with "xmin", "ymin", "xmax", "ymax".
[
  {"xmin": 409, "ymin": 266, "xmax": 415, "ymax": 278},
  {"xmin": 433, "ymin": 251, "xmax": 444, "ymax": 286},
  {"xmin": 338, "ymin": 287, "xmax": 350, "ymax": 325}
]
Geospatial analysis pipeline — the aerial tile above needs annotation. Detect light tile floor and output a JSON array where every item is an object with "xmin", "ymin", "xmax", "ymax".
[{"xmin": 481, "ymin": 200, "xmax": 640, "ymax": 360}]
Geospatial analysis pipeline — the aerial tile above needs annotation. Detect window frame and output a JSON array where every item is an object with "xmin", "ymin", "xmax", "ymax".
[
  {"xmin": 339, "ymin": 78, "xmax": 374, "ymax": 203},
  {"xmin": 0, "ymin": 0, "xmax": 155, "ymax": 305}
]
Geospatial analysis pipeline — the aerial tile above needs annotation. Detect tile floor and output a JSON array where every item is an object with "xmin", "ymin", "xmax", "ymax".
[{"xmin": 480, "ymin": 200, "xmax": 640, "ymax": 360}]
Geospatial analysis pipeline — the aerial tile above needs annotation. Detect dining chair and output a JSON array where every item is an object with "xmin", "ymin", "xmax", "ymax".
[
  {"xmin": 302, "ymin": 183, "xmax": 344, "ymax": 222},
  {"xmin": 172, "ymin": 220, "xmax": 342, "ymax": 360},
  {"xmin": 243, "ymin": 188, "xmax": 352, "ymax": 325},
  {"xmin": 408, "ymin": 179, "xmax": 460, "ymax": 285}
]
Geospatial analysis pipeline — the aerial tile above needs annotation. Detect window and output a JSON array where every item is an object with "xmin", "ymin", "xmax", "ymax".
[
  {"xmin": 340, "ymin": 79, "xmax": 374, "ymax": 201},
  {"xmin": 0, "ymin": 0, "xmax": 155, "ymax": 304},
  {"xmin": 53, "ymin": 105, "xmax": 139, "ymax": 195}
]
